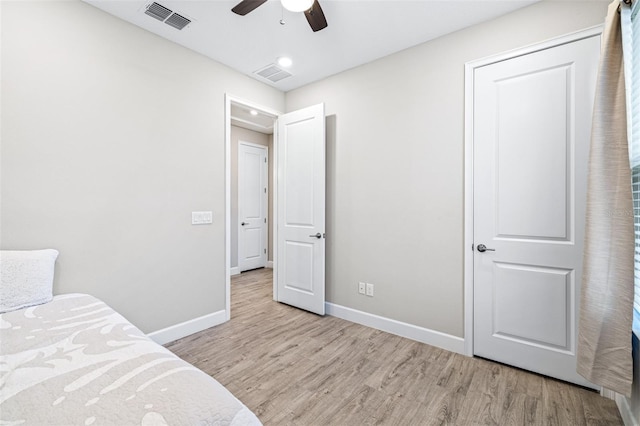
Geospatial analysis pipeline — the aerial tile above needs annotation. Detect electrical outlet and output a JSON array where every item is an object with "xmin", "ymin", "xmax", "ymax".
[
  {"xmin": 358, "ymin": 282, "xmax": 366, "ymax": 295},
  {"xmin": 366, "ymin": 283, "xmax": 374, "ymax": 297}
]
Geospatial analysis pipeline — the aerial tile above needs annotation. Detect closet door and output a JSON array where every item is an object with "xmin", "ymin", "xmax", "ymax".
[{"xmin": 473, "ymin": 34, "xmax": 600, "ymax": 388}]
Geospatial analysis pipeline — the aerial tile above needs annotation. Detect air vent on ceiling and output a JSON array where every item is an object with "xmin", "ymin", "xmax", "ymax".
[
  {"xmin": 145, "ymin": 2, "xmax": 172, "ymax": 21},
  {"xmin": 144, "ymin": 2, "xmax": 191, "ymax": 30},
  {"xmin": 254, "ymin": 64, "xmax": 292, "ymax": 83},
  {"xmin": 165, "ymin": 13, "xmax": 191, "ymax": 30}
]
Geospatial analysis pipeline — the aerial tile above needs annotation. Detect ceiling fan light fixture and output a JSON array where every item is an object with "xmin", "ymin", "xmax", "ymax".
[
  {"xmin": 231, "ymin": 0, "xmax": 327, "ymax": 32},
  {"xmin": 281, "ymin": 0, "xmax": 314, "ymax": 13}
]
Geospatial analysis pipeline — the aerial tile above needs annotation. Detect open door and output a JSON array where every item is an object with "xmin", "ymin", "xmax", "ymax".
[{"xmin": 276, "ymin": 103, "xmax": 325, "ymax": 315}]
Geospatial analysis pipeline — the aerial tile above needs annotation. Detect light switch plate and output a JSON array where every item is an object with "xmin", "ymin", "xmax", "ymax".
[{"xmin": 192, "ymin": 211, "xmax": 213, "ymax": 225}]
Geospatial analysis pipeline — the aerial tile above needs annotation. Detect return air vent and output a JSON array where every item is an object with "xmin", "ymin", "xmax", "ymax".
[
  {"xmin": 254, "ymin": 64, "xmax": 292, "ymax": 83},
  {"xmin": 145, "ymin": 2, "xmax": 171, "ymax": 21},
  {"xmin": 165, "ymin": 13, "xmax": 191, "ymax": 30},
  {"xmin": 144, "ymin": 2, "xmax": 191, "ymax": 30}
]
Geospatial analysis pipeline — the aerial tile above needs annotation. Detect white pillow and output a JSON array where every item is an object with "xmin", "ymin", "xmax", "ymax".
[{"xmin": 0, "ymin": 249, "xmax": 59, "ymax": 313}]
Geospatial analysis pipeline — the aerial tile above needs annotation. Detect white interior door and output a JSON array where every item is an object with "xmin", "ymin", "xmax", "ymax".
[
  {"xmin": 238, "ymin": 142, "xmax": 268, "ymax": 272},
  {"xmin": 473, "ymin": 34, "xmax": 600, "ymax": 387},
  {"xmin": 276, "ymin": 103, "xmax": 325, "ymax": 315}
]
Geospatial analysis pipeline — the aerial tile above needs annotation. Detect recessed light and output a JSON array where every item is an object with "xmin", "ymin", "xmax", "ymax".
[
  {"xmin": 249, "ymin": 110, "xmax": 258, "ymax": 116},
  {"xmin": 277, "ymin": 56, "xmax": 293, "ymax": 68}
]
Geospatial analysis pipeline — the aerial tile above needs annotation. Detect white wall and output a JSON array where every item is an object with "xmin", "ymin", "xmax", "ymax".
[
  {"xmin": 0, "ymin": 1, "xmax": 284, "ymax": 333},
  {"xmin": 1, "ymin": 0, "xmax": 610, "ymax": 342},
  {"xmin": 286, "ymin": 0, "xmax": 609, "ymax": 338},
  {"xmin": 230, "ymin": 125, "xmax": 273, "ymax": 269}
]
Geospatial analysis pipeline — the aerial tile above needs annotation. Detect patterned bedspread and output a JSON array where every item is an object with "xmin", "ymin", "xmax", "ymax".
[{"xmin": 0, "ymin": 293, "xmax": 261, "ymax": 425}]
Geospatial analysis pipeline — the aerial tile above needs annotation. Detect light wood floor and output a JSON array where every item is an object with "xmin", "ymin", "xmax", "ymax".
[{"xmin": 166, "ymin": 268, "xmax": 623, "ymax": 425}]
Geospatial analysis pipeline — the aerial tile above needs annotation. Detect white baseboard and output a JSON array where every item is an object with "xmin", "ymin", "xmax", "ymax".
[
  {"xmin": 616, "ymin": 393, "xmax": 639, "ymax": 426},
  {"xmin": 325, "ymin": 302, "xmax": 465, "ymax": 355},
  {"xmin": 147, "ymin": 309, "xmax": 227, "ymax": 345},
  {"xmin": 231, "ymin": 264, "xmax": 271, "ymax": 275}
]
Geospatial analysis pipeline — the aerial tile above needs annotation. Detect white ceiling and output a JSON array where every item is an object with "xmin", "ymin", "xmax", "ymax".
[
  {"xmin": 85, "ymin": 0, "xmax": 537, "ymax": 92},
  {"xmin": 231, "ymin": 102, "xmax": 276, "ymax": 134}
]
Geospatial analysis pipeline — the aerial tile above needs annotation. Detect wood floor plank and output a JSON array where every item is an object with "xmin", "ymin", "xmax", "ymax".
[
  {"xmin": 166, "ymin": 268, "xmax": 623, "ymax": 426},
  {"xmin": 456, "ymin": 390, "xmax": 501, "ymax": 425},
  {"xmin": 497, "ymin": 392, "xmax": 542, "ymax": 426},
  {"xmin": 325, "ymin": 384, "xmax": 385, "ymax": 424},
  {"xmin": 542, "ymin": 378, "xmax": 591, "ymax": 426}
]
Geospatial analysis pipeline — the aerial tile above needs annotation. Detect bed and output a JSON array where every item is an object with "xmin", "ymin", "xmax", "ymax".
[{"xmin": 0, "ymin": 251, "xmax": 261, "ymax": 425}]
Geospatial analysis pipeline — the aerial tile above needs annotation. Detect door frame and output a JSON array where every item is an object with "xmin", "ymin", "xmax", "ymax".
[
  {"xmin": 225, "ymin": 94, "xmax": 282, "ymax": 320},
  {"xmin": 463, "ymin": 25, "xmax": 603, "ymax": 357},
  {"xmin": 238, "ymin": 141, "xmax": 269, "ymax": 272}
]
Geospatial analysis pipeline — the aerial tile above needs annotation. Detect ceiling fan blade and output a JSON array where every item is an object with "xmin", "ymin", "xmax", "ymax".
[
  {"xmin": 231, "ymin": 0, "xmax": 268, "ymax": 16},
  {"xmin": 304, "ymin": 0, "xmax": 328, "ymax": 32}
]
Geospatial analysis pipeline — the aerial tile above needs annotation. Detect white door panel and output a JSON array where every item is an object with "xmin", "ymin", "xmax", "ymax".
[
  {"xmin": 284, "ymin": 241, "xmax": 315, "ymax": 293},
  {"xmin": 239, "ymin": 143, "xmax": 267, "ymax": 272},
  {"xmin": 495, "ymin": 66, "xmax": 570, "ymax": 240},
  {"xmin": 473, "ymin": 35, "xmax": 600, "ymax": 387},
  {"xmin": 277, "ymin": 104, "xmax": 325, "ymax": 315},
  {"xmin": 492, "ymin": 262, "xmax": 571, "ymax": 349},
  {"xmin": 284, "ymin": 121, "xmax": 316, "ymax": 226}
]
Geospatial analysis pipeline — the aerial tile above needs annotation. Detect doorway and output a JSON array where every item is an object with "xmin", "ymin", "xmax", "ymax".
[
  {"xmin": 230, "ymin": 109, "xmax": 274, "ymax": 275},
  {"xmin": 225, "ymin": 96, "xmax": 280, "ymax": 320},
  {"xmin": 225, "ymin": 95, "xmax": 327, "ymax": 320}
]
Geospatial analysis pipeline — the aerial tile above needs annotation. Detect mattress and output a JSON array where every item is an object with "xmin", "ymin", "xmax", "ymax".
[{"xmin": 0, "ymin": 293, "xmax": 261, "ymax": 425}]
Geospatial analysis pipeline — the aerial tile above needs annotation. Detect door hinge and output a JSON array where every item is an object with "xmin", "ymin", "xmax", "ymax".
[
  {"xmin": 264, "ymin": 218, "xmax": 266, "ymax": 223},
  {"xmin": 471, "ymin": 243, "xmax": 474, "ymax": 251},
  {"xmin": 264, "ymin": 248, "xmax": 267, "ymax": 254},
  {"xmin": 265, "ymin": 158, "xmax": 267, "ymax": 163},
  {"xmin": 264, "ymin": 188, "xmax": 267, "ymax": 193}
]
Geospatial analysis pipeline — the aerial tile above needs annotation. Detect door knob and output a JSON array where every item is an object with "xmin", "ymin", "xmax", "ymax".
[
  {"xmin": 241, "ymin": 222, "xmax": 247, "ymax": 226},
  {"xmin": 477, "ymin": 244, "xmax": 495, "ymax": 252},
  {"xmin": 309, "ymin": 233, "xmax": 322, "ymax": 239}
]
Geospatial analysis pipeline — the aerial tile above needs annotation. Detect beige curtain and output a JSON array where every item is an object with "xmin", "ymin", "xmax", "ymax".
[{"xmin": 577, "ymin": 0, "xmax": 634, "ymax": 397}]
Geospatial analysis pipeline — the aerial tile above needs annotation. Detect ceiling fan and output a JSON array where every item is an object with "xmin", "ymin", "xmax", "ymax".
[{"xmin": 231, "ymin": 0, "xmax": 328, "ymax": 32}]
